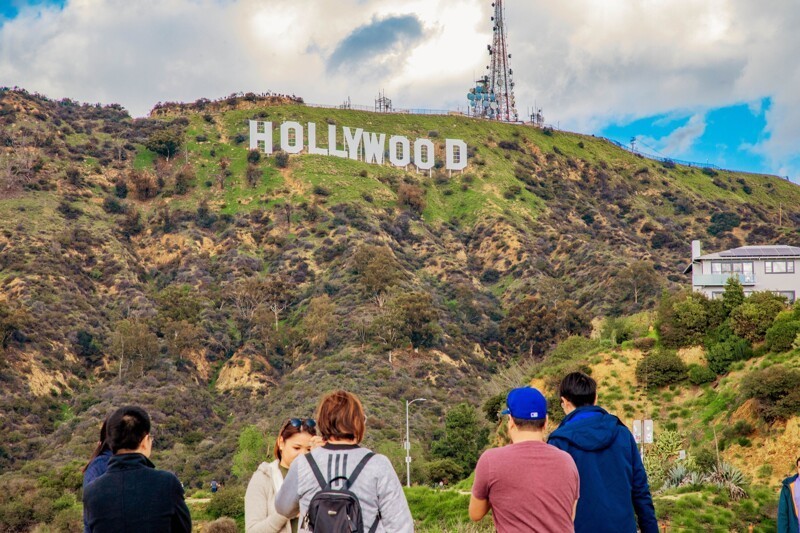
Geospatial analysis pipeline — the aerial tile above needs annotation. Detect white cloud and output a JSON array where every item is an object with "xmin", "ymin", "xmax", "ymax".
[{"xmin": 1, "ymin": 0, "xmax": 799, "ymax": 175}]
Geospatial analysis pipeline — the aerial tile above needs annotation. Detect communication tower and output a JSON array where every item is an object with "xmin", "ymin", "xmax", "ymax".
[
  {"xmin": 467, "ymin": 1, "xmax": 518, "ymax": 122},
  {"xmin": 375, "ymin": 90, "xmax": 392, "ymax": 113}
]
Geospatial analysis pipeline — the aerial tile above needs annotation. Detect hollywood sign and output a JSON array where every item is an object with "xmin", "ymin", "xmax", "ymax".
[{"xmin": 249, "ymin": 120, "xmax": 468, "ymax": 171}]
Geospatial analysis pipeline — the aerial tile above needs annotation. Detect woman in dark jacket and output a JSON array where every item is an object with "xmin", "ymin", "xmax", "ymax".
[
  {"xmin": 82, "ymin": 418, "xmax": 112, "ymax": 533},
  {"xmin": 778, "ymin": 458, "xmax": 800, "ymax": 533}
]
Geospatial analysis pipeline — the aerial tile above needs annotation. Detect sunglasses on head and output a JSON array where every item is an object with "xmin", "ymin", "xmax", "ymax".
[{"xmin": 286, "ymin": 418, "xmax": 316, "ymax": 429}]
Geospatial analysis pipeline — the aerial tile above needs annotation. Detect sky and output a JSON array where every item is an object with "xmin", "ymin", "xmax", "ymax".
[{"xmin": 1, "ymin": 0, "xmax": 798, "ymax": 179}]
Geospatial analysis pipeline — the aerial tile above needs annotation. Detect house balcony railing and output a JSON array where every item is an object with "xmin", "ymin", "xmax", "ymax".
[{"xmin": 693, "ymin": 273, "xmax": 756, "ymax": 286}]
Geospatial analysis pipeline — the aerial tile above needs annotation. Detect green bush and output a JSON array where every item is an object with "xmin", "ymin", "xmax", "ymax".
[
  {"xmin": 658, "ymin": 291, "xmax": 714, "ymax": 348},
  {"xmin": 687, "ymin": 364, "xmax": 716, "ymax": 385},
  {"xmin": 547, "ymin": 336, "xmax": 600, "ymax": 363},
  {"xmin": 707, "ymin": 211, "xmax": 741, "ymax": 236},
  {"xmin": 706, "ymin": 336, "xmax": 752, "ymax": 374},
  {"xmin": 633, "ymin": 337, "xmax": 656, "ymax": 352},
  {"xmin": 730, "ymin": 292, "xmax": 786, "ymax": 342},
  {"xmin": 206, "ymin": 485, "xmax": 246, "ymax": 520},
  {"xmin": 765, "ymin": 319, "xmax": 800, "ymax": 353},
  {"xmin": 635, "ymin": 350, "xmax": 686, "ymax": 389},
  {"xmin": 424, "ymin": 458, "xmax": 463, "ymax": 485},
  {"xmin": 274, "ymin": 151, "xmax": 289, "ymax": 168},
  {"xmin": 601, "ymin": 317, "xmax": 634, "ymax": 344},
  {"xmin": 741, "ymin": 365, "xmax": 800, "ymax": 422}
]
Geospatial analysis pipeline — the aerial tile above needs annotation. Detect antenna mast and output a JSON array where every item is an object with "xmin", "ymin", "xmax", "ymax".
[{"xmin": 468, "ymin": 1, "xmax": 518, "ymax": 122}]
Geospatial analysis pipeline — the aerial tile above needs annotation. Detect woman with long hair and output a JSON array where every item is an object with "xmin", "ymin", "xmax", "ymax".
[
  {"xmin": 275, "ymin": 390, "xmax": 413, "ymax": 532},
  {"xmin": 245, "ymin": 418, "xmax": 319, "ymax": 533},
  {"xmin": 82, "ymin": 417, "xmax": 112, "ymax": 533}
]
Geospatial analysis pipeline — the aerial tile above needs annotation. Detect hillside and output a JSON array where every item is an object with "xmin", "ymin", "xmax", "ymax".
[{"xmin": 1, "ymin": 88, "xmax": 800, "ymax": 530}]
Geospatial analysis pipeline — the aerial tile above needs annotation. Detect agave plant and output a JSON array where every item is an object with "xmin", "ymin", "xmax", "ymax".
[
  {"xmin": 662, "ymin": 463, "xmax": 689, "ymax": 490},
  {"xmin": 679, "ymin": 471, "xmax": 704, "ymax": 488},
  {"xmin": 703, "ymin": 461, "xmax": 748, "ymax": 501}
]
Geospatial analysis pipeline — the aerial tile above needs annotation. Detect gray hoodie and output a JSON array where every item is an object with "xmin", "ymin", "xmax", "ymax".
[{"xmin": 274, "ymin": 444, "xmax": 414, "ymax": 533}]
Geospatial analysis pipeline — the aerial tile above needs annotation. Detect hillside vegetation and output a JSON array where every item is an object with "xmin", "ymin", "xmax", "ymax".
[{"xmin": 1, "ymin": 88, "xmax": 799, "ymax": 530}]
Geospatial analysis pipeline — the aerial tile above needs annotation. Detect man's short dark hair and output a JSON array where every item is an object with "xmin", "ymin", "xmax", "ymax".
[
  {"xmin": 796, "ymin": 456, "xmax": 800, "ymax": 466},
  {"xmin": 559, "ymin": 372, "xmax": 597, "ymax": 408},
  {"xmin": 512, "ymin": 417, "xmax": 546, "ymax": 430},
  {"xmin": 107, "ymin": 405, "xmax": 151, "ymax": 453}
]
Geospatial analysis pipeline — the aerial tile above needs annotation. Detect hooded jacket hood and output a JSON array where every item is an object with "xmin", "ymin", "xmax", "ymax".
[{"xmin": 548, "ymin": 405, "xmax": 623, "ymax": 452}]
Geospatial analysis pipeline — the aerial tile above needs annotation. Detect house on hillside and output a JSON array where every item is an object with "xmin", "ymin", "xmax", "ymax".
[{"xmin": 685, "ymin": 240, "xmax": 800, "ymax": 302}]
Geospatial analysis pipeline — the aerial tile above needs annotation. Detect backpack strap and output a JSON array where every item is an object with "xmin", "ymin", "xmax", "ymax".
[
  {"xmin": 345, "ymin": 452, "xmax": 375, "ymax": 489},
  {"xmin": 305, "ymin": 453, "xmax": 327, "ymax": 490},
  {"xmin": 368, "ymin": 511, "xmax": 381, "ymax": 533}
]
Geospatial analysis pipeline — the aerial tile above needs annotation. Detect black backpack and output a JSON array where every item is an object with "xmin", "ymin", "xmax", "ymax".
[{"xmin": 303, "ymin": 452, "xmax": 381, "ymax": 533}]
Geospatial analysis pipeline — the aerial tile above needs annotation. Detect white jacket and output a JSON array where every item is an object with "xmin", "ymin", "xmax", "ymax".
[{"xmin": 245, "ymin": 460, "xmax": 293, "ymax": 533}]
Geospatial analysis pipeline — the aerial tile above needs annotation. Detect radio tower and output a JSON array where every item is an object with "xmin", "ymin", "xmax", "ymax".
[{"xmin": 467, "ymin": 1, "xmax": 518, "ymax": 122}]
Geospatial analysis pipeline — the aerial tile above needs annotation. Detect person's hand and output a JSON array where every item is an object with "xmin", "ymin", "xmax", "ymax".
[{"xmin": 309, "ymin": 436, "xmax": 326, "ymax": 449}]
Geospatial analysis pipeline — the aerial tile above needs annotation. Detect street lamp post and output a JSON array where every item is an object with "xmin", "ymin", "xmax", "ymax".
[{"xmin": 405, "ymin": 398, "xmax": 427, "ymax": 487}]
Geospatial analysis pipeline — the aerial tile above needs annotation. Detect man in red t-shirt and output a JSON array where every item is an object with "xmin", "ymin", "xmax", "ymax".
[{"xmin": 469, "ymin": 387, "xmax": 579, "ymax": 533}]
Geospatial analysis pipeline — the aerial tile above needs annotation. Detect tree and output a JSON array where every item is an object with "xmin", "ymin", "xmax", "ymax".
[
  {"xmin": 163, "ymin": 320, "xmax": 204, "ymax": 364},
  {"xmin": 376, "ymin": 292, "xmax": 441, "ymax": 349},
  {"xmin": 617, "ymin": 260, "xmax": 661, "ymax": 306},
  {"xmin": 108, "ymin": 319, "xmax": 160, "ymax": 381},
  {"xmin": 303, "ymin": 295, "xmax": 336, "ymax": 351},
  {"xmin": 501, "ymin": 296, "xmax": 590, "ymax": 358},
  {"xmin": 231, "ymin": 425, "xmax": 269, "ymax": 481},
  {"xmin": 156, "ymin": 285, "xmax": 206, "ymax": 323},
  {"xmin": 228, "ymin": 276, "xmax": 292, "ymax": 342},
  {"xmin": 657, "ymin": 291, "xmax": 712, "ymax": 348},
  {"xmin": 431, "ymin": 403, "xmax": 489, "ymax": 480},
  {"xmin": 721, "ymin": 277, "xmax": 745, "ymax": 316},
  {"xmin": 730, "ymin": 291, "xmax": 786, "ymax": 342},
  {"xmin": 352, "ymin": 245, "xmax": 401, "ymax": 305},
  {"xmin": 145, "ymin": 128, "xmax": 182, "ymax": 160}
]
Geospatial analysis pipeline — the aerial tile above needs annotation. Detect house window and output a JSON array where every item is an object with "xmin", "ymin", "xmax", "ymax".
[
  {"xmin": 774, "ymin": 291, "xmax": 796, "ymax": 303},
  {"xmin": 765, "ymin": 261, "xmax": 795, "ymax": 274},
  {"xmin": 710, "ymin": 262, "xmax": 753, "ymax": 275}
]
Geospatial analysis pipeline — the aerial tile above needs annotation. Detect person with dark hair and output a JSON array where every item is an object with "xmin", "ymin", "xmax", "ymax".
[
  {"xmin": 274, "ymin": 390, "xmax": 413, "ymax": 532},
  {"xmin": 82, "ymin": 417, "xmax": 112, "ymax": 533},
  {"xmin": 470, "ymin": 386, "xmax": 579, "ymax": 532},
  {"xmin": 778, "ymin": 456, "xmax": 800, "ymax": 532},
  {"xmin": 245, "ymin": 418, "xmax": 319, "ymax": 532},
  {"xmin": 82, "ymin": 405, "xmax": 191, "ymax": 533},
  {"xmin": 548, "ymin": 372, "xmax": 658, "ymax": 533}
]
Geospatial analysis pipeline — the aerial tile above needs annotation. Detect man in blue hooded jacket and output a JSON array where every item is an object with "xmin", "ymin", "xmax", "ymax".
[
  {"xmin": 777, "ymin": 457, "xmax": 800, "ymax": 533},
  {"xmin": 548, "ymin": 372, "xmax": 658, "ymax": 533}
]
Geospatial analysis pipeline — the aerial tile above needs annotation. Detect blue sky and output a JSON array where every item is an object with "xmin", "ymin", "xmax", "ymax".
[
  {"xmin": 601, "ymin": 99, "xmax": 772, "ymax": 175},
  {"xmin": 0, "ymin": 0, "xmax": 65, "ymax": 21},
  {"xmin": 1, "ymin": 0, "xmax": 798, "ymax": 180}
]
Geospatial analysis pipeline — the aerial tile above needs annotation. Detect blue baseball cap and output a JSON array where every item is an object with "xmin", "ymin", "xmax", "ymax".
[{"xmin": 501, "ymin": 387, "xmax": 547, "ymax": 420}]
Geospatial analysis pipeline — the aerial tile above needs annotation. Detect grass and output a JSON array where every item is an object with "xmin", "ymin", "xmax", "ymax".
[{"xmin": 404, "ymin": 486, "xmax": 493, "ymax": 532}]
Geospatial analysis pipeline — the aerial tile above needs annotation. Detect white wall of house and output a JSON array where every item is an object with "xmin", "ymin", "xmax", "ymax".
[{"xmin": 690, "ymin": 241, "xmax": 800, "ymax": 302}]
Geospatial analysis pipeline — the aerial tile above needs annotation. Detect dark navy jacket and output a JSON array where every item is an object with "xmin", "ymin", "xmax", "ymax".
[
  {"xmin": 83, "ymin": 449, "xmax": 112, "ymax": 533},
  {"xmin": 83, "ymin": 453, "xmax": 191, "ymax": 533},
  {"xmin": 548, "ymin": 406, "xmax": 658, "ymax": 533}
]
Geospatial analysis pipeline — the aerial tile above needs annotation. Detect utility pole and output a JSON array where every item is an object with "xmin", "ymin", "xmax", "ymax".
[{"xmin": 405, "ymin": 398, "xmax": 427, "ymax": 487}]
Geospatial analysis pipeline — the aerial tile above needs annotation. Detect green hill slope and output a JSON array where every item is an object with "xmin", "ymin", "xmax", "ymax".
[{"xmin": 1, "ymin": 88, "xmax": 799, "ymax": 530}]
